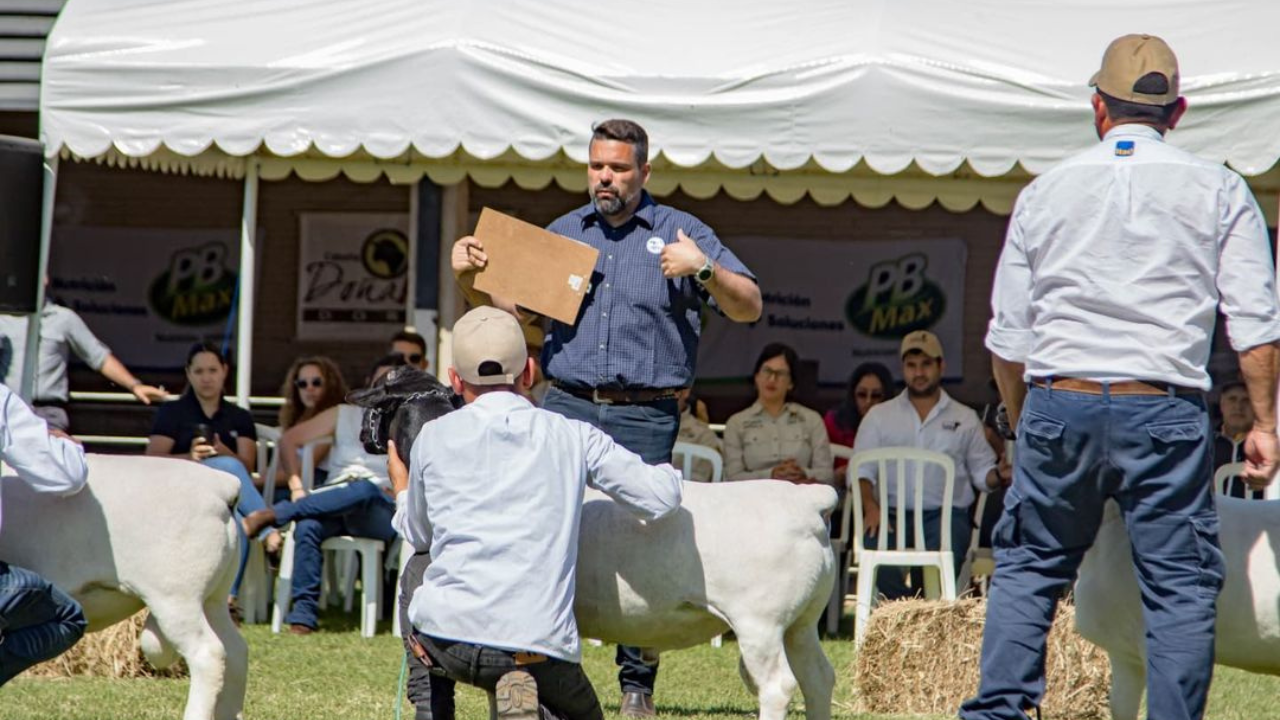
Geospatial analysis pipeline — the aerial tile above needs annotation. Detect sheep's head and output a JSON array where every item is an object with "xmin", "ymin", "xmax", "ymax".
[{"xmin": 346, "ymin": 366, "xmax": 460, "ymax": 464}]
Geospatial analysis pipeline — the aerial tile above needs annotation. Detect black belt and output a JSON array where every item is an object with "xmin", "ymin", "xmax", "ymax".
[{"xmin": 553, "ymin": 383, "xmax": 679, "ymax": 405}]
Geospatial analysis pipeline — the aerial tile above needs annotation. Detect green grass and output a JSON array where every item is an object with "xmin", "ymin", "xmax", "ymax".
[{"xmin": 1, "ymin": 611, "xmax": 1277, "ymax": 719}]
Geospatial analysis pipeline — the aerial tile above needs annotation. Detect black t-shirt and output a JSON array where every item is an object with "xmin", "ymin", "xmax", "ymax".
[{"xmin": 150, "ymin": 392, "xmax": 257, "ymax": 454}]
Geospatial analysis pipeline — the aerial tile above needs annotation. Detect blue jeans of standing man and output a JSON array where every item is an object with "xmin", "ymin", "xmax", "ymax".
[
  {"xmin": 541, "ymin": 386, "xmax": 679, "ymax": 698},
  {"xmin": 959, "ymin": 385, "xmax": 1223, "ymax": 720},
  {"xmin": 203, "ymin": 455, "xmax": 271, "ymax": 598},
  {"xmin": 0, "ymin": 562, "xmax": 87, "ymax": 685},
  {"xmin": 277, "ymin": 479, "xmax": 397, "ymax": 630},
  {"xmin": 865, "ymin": 507, "xmax": 970, "ymax": 601}
]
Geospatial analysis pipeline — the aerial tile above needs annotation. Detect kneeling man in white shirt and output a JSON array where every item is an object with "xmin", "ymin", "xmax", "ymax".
[{"xmin": 389, "ymin": 307, "xmax": 683, "ymax": 720}]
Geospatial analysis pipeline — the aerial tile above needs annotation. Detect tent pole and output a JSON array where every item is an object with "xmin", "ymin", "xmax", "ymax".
[
  {"xmin": 234, "ymin": 158, "xmax": 259, "ymax": 409},
  {"xmin": 19, "ymin": 154, "xmax": 58, "ymax": 403}
]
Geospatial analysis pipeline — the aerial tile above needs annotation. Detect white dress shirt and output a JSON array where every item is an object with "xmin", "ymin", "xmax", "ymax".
[
  {"xmin": 987, "ymin": 125, "xmax": 1280, "ymax": 389},
  {"xmin": 394, "ymin": 391, "xmax": 682, "ymax": 662},
  {"xmin": 852, "ymin": 390, "xmax": 996, "ymax": 510},
  {"xmin": 0, "ymin": 384, "xmax": 88, "ymax": 534}
]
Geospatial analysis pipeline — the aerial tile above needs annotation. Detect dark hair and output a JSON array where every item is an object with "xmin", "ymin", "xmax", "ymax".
[
  {"xmin": 1099, "ymin": 86, "xmax": 1179, "ymax": 127},
  {"xmin": 833, "ymin": 362, "xmax": 896, "ymax": 432},
  {"xmin": 366, "ymin": 353, "xmax": 407, "ymax": 387},
  {"xmin": 390, "ymin": 329, "xmax": 427, "ymax": 355},
  {"xmin": 592, "ymin": 119, "xmax": 649, "ymax": 167},
  {"xmin": 182, "ymin": 342, "xmax": 229, "ymax": 398},
  {"xmin": 1218, "ymin": 380, "xmax": 1247, "ymax": 396},
  {"xmin": 752, "ymin": 342, "xmax": 800, "ymax": 379},
  {"xmin": 279, "ymin": 356, "xmax": 349, "ymax": 428}
]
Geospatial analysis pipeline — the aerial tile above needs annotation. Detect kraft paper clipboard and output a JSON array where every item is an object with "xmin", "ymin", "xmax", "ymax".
[{"xmin": 472, "ymin": 208, "xmax": 599, "ymax": 325}]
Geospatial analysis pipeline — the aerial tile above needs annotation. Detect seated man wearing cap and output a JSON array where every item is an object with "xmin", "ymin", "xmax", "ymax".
[
  {"xmin": 388, "ymin": 307, "xmax": 683, "ymax": 720},
  {"xmin": 852, "ymin": 331, "xmax": 1009, "ymax": 599}
]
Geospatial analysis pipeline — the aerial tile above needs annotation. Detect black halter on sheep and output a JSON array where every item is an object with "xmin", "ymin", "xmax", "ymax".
[{"xmin": 346, "ymin": 366, "xmax": 461, "ymax": 461}]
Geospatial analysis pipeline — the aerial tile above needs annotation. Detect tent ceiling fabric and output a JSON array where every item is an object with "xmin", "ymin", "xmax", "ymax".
[{"xmin": 40, "ymin": 0, "xmax": 1280, "ymax": 213}]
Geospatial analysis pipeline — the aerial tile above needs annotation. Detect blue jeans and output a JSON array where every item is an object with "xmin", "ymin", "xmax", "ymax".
[
  {"xmin": 960, "ymin": 386, "xmax": 1222, "ymax": 720},
  {"xmin": 203, "ymin": 455, "xmax": 270, "ymax": 597},
  {"xmin": 864, "ymin": 507, "xmax": 970, "ymax": 601},
  {"xmin": 541, "ymin": 386, "xmax": 678, "ymax": 696},
  {"xmin": 0, "ymin": 562, "xmax": 87, "ymax": 685},
  {"xmin": 277, "ymin": 479, "xmax": 397, "ymax": 629}
]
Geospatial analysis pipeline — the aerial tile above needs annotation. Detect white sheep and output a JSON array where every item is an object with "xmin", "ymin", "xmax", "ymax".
[
  {"xmin": 0, "ymin": 454, "xmax": 246, "ymax": 720},
  {"xmin": 1075, "ymin": 498, "xmax": 1280, "ymax": 720}
]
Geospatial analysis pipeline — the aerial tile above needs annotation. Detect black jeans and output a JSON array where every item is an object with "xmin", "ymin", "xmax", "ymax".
[
  {"xmin": 400, "ymin": 551, "xmax": 440, "ymax": 720},
  {"xmin": 0, "ymin": 561, "xmax": 87, "ymax": 685},
  {"xmin": 415, "ymin": 634, "xmax": 604, "ymax": 720}
]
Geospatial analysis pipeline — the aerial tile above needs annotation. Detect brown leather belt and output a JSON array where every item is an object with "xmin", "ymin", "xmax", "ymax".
[
  {"xmin": 554, "ymin": 383, "xmax": 679, "ymax": 405},
  {"xmin": 1031, "ymin": 377, "xmax": 1196, "ymax": 396}
]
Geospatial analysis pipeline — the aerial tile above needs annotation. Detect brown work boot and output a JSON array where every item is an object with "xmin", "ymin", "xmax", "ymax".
[
  {"xmin": 288, "ymin": 623, "xmax": 314, "ymax": 636},
  {"xmin": 494, "ymin": 670, "xmax": 539, "ymax": 720},
  {"xmin": 242, "ymin": 508, "xmax": 278, "ymax": 539},
  {"xmin": 619, "ymin": 691, "xmax": 655, "ymax": 718}
]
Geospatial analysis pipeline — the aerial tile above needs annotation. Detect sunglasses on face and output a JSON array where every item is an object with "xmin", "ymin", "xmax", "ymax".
[
  {"xmin": 760, "ymin": 368, "xmax": 791, "ymax": 381},
  {"xmin": 401, "ymin": 353, "xmax": 424, "ymax": 365},
  {"xmin": 295, "ymin": 378, "xmax": 324, "ymax": 389}
]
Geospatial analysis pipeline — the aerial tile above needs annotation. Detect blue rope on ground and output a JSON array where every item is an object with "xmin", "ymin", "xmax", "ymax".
[{"xmin": 394, "ymin": 653, "xmax": 407, "ymax": 720}]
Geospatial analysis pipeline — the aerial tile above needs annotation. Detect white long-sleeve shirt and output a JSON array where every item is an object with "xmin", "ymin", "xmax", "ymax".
[
  {"xmin": 394, "ymin": 391, "xmax": 682, "ymax": 662},
  {"xmin": 852, "ymin": 390, "xmax": 996, "ymax": 510},
  {"xmin": 0, "ymin": 383, "xmax": 88, "ymax": 534},
  {"xmin": 987, "ymin": 124, "xmax": 1280, "ymax": 389}
]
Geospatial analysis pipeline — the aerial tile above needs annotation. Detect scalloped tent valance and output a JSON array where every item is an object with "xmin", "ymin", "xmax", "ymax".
[{"xmin": 40, "ymin": 0, "xmax": 1280, "ymax": 216}]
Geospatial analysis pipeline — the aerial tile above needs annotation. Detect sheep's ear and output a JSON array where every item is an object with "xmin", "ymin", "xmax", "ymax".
[{"xmin": 346, "ymin": 385, "xmax": 386, "ymax": 408}]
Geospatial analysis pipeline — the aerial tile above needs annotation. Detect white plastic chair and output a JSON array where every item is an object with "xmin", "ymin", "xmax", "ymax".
[
  {"xmin": 238, "ymin": 423, "xmax": 282, "ymax": 624},
  {"xmin": 271, "ymin": 435, "xmax": 388, "ymax": 638},
  {"xmin": 825, "ymin": 443, "xmax": 854, "ymax": 636},
  {"xmin": 672, "ymin": 441, "xmax": 724, "ymax": 484},
  {"xmin": 960, "ymin": 492, "xmax": 994, "ymax": 595},
  {"xmin": 850, "ymin": 447, "xmax": 959, "ymax": 647}
]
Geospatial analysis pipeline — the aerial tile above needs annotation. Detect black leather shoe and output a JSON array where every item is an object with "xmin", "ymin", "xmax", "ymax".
[{"xmin": 619, "ymin": 691, "xmax": 655, "ymax": 718}]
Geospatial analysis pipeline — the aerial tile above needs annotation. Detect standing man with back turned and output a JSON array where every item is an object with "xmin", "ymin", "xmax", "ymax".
[
  {"xmin": 452, "ymin": 118, "xmax": 761, "ymax": 717},
  {"xmin": 960, "ymin": 35, "xmax": 1280, "ymax": 720}
]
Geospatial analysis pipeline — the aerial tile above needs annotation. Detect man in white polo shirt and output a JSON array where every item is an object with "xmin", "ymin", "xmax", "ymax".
[
  {"xmin": 853, "ymin": 331, "xmax": 1006, "ymax": 599},
  {"xmin": 389, "ymin": 306, "xmax": 683, "ymax": 720}
]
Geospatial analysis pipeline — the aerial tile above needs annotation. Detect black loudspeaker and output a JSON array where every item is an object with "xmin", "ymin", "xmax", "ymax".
[{"xmin": 0, "ymin": 135, "xmax": 44, "ymax": 313}]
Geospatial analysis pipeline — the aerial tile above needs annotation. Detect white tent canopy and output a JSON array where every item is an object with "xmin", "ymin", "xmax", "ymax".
[{"xmin": 40, "ymin": 0, "xmax": 1280, "ymax": 214}]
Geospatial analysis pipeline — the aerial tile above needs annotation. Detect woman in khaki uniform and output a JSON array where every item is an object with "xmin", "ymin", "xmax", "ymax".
[{"xmin": 723, "ymin": 343, "xmax": 834, "ymax": 485}]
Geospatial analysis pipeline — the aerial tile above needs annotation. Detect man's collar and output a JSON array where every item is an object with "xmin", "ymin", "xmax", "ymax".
[
  {"xmin": 470, "ymin": 390, "xmax": 533, "ymax": 410},
  {"xmin": 1104, "ymin": 124, "xmax": 1164, "ymax": 143},
  {"xmin": 580, "ymin": 191, "xmax": 656, "ymax": 230}
]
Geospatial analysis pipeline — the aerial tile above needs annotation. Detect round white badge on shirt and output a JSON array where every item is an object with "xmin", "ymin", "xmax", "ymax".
[{"xmin": 646, "ymin": 236, "xmax": 665, "ymax": 255}]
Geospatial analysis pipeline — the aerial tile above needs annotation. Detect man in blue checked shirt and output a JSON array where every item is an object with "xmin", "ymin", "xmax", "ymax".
[{"xmin": 453, "ymin": 118, "xmax": 761, "ymax": 718}]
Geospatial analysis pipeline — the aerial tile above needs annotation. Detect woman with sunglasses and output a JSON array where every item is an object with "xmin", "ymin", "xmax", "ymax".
[
  {"xmin": 271, "ymin": 356, "xmax": 349, "ymax": 500},
  {"xmin": 722, "ymin": 343, "xmax": 834, "ymax": 485},
  {"xmin": 824, "ymin": 362, "xmax": 896, "ymax": 473}
]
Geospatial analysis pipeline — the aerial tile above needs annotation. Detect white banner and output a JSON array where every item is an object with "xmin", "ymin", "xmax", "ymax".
[
  {"xmin": 297, "ymin": 213, "xmax": 409, "ymax": 340},
  {"xmin": 697, "ymin": 236, "xmax": 967, "ymax": 384},
  {"xmin": 44, "ymin": 227, "xmax": 244, "ymax": 370}
]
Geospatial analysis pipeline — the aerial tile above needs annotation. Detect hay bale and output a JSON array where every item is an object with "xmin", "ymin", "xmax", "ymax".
[
  {"xmin": 23, "ymin": 611, "xmax": 187, "ymax": 679},
  {"xmin": 852, "ymin": 597, "xmax": 1109, "ymax": 719}
]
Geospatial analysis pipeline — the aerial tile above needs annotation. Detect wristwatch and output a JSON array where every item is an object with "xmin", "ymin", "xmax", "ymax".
[{"xmin": 694, "ymin": 255, "xmax": 715, "ymax": 285}]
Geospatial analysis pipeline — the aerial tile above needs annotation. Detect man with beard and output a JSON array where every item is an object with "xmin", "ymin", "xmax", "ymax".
[
  {"xmin": 852, "ymin": 331, "xmax": 1008, "ymax": 600},
  {"xmin": 451, "ymin": 118, "xmax": 760, "ymax": 718}
]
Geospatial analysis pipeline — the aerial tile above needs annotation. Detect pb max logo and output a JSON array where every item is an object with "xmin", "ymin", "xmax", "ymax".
[
  {"xmin": 845, "ymin": 253, "xmax": 946, "ymax": 338},
  {"xmin": 148, "ymin": 242, "xmax": 238, "ymax": 326}
]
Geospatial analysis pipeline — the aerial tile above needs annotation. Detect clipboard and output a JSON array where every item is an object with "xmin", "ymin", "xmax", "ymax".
[{"xmin": 472, "ymin": 208, "xmax": 600, "ymax": 325}]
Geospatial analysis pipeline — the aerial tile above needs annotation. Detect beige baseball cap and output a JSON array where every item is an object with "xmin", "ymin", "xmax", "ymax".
[
  {"xmin": 1089, "ymin": 34, "xmax": 1179, "ymax": 106},
  {"xmin": 452, "ymin": 307, "xmax": 527, "ymax": 386},
  {"xmin": 900, "ymin": 330, "xmax": 944, "ymax": 360}
]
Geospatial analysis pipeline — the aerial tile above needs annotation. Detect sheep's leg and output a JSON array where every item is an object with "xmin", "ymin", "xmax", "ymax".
[
  {"xmin": 736, "ymin": 624, "xmax": 797, "ymax": 720},
  {"xmin": 783, "ymin": 621, "xmax": 833, "ymax": 720},
  {"xmin": 1109, "ymin": 653, "xmax": 1144, "ymax": 720},
  {"xmin": 205, "ymin": 593, "xmax": 248, "ymax": 720},
  {"xmin": 146, "ymin": 597, "xmax": 230, "ymax": 720},
  {"xmin": 139, "ymin": 611, "xmax": 179, "ymax": 669}
]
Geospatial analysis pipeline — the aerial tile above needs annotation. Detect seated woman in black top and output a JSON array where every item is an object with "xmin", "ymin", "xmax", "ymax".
[{"xmin": 145, "ymin": 343, "xmax": 278, "ymax": 603}]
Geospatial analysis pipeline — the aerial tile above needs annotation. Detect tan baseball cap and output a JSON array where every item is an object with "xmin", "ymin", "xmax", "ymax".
[
  {"xmin": 900, "ymin": 330, "xmax": 944, "ymax": 360},
  {"xmin": 1089, "ymin": 34, "xmax": 1179, "ymax": 106},
  {"xmin": 452, "ymin": 307, "xmax": 527, "ymax": 386}
]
